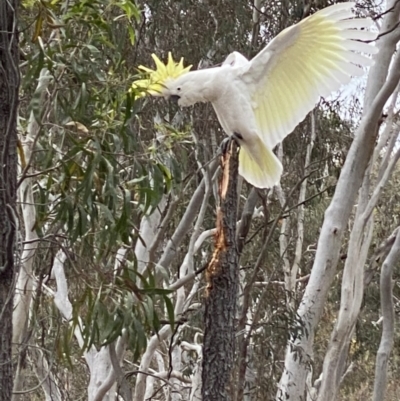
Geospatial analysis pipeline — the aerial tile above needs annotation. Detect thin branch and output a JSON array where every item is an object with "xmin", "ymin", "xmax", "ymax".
[
  {"xmin": 110, "ymin": 340, "xmax": 131, "ymax": 401},
  {"xmin": 12, "ymin": 358, "xmax": 54, "ymax": 395},
  {"xmin": 362, "ymin": 146, "xmax": 400, "ymax": 225}
]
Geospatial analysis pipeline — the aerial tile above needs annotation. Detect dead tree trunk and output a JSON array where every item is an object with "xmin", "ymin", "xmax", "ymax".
[
  {"xmin": 202, "ymin": 141, "xmax": 240, "ymax": 401},
  {"xmin": 0, "ymin": 0, "xmax": 19, "ymax": 399}
]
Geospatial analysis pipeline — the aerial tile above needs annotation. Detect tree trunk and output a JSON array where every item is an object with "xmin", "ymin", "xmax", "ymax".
[
  {"xmin": 0, "ymin": 0, "xmax": 19, "ymax": 399},
  {"xmin": 372, "ymin": 229, "xmax": 400, "ymax": 401},
  {"xmin": 202, "ymin": 140, "xmax": 240, "ymax": 401}
]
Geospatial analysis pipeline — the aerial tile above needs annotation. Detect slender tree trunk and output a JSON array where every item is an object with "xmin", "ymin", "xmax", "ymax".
[
  {"xmin": 202, "ymin": 140, "xmax": 240, "ymax": 401},
  {"xmin": 372, "ymin": 229, "xmax": 400, "ymax": 401},
  {"xmin": 0, "ymin": 0, "xmax": 19, "ymax": 399}
]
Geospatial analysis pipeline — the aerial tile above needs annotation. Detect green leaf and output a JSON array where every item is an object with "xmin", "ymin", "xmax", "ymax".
[
  {"xmin": 32, "ymin": 11, "xmax": 43, "ymax": 42},
  {"xmin": 163, "ymin": 295, "xmax": 175, "ymax": 331},
  {"xmin": 142, "ymin": 297, "xmax": 154, "ymax": 326}
]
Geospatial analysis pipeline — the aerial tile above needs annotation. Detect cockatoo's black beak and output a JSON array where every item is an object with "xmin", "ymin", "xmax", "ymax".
[{"xmin": 169, "ymin": 95, "xmax": 180, "ymax": 103}]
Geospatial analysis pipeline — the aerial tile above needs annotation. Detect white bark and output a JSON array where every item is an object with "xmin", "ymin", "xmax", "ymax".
[
  {"xmin": 171, "ymin": 345, "xmax": 183, "ymax": 401},
  {"xmin": 277, "ymin": 2, "xmax": 400, "ymax": 398},
  {"xmin": 317, "ymin": 215, "xmax": 374, "ymax": 401},
  {"xmin": 52, "ymin": 251, "xmax": 127, "ymax": 401},
  {"xmin": 134, "ymin": 325, "xmax": 172, "ymax": 401},
  {"xmin": 157, "ymin": 159, "xmax": 218, "ymax": 271},
  {"xmin": 291, "ymin": 112, "xmax": 316, "ymax": 293},
  {"xmin": 31, "ymin": 349, "xmax": 62, "ymax": 401},
  {"xmin": 181, "ymin": 341, "xmax": 203, "ymax": 401},
  {"xmin": 318, "ymin": 115, "xmax": 400, "ymax": 401},
  {"xmin": 12, "ymin": 69, "xmax": 53, "ymax": 401},
  {"xmin": 143, "ymin": 371, "xmax": 156, "ymax": 400},
  {"xmin": 13, "ymin": 158, "xmax": 37, "ymax": 346},
  {"xmin": 278, "ymin": 113, "xmax": 316, "ymax": 310},
  {"xmin": 372, "ymin": 82, "xmax": 400, "ymax": 165},
  {"xmin": 252, "ymin": 0, "xmax": 261, "ymax": 24},
  {"xmin": 135, "ymin": 195, "xmax": 167, "ymax": 275},
  {"xmin": 13, "ymin": 68, "xmax": 52, "ymax": 347},
  {"xmin": 276, "ymin": 144, "xmax": 292, "ymax": 306},
  {"xmin": 251, "ymin": 0, "xmax": 262, "ymax": 47},
  {"xmin": 372, "ymin": 229, "xmax": 400, "ymax": 401},
  {"xmin": 135, "ymin": 159, "xmax": 213, "ymax": 401}
]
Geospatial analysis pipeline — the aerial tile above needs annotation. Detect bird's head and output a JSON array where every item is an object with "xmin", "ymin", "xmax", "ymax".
[
  {"xmin": 131, "ymin": 53, "xmax": 192, "ymax": 105},
  {"xmin": 163, "ymin": 74, "xmax": 202, "ymax": 107}
]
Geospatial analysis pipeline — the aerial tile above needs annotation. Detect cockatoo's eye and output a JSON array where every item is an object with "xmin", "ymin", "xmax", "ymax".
[{"xmin": 177, "ymin": 87, "xmax": 181, "ymax": 91}]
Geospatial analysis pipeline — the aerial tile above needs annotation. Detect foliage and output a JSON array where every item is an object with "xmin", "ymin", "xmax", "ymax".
[{"xmin": 19, "ymin": 0, "xmax": 176, "ymax": 371}]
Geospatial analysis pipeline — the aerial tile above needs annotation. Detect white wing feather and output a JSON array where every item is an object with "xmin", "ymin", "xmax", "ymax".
[{"xmin": 240, "ymin": 2, "xmax": 378, "ymax": 149}]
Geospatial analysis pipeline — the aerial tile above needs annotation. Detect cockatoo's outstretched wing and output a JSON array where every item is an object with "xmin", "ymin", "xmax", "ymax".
[
  {"xmin": 241, "ymin": 2, "xmax": 378, "ymax": 149},
  {"xmin": 222, "ymin": 51, "xmax": 249, "ymax": 67}
]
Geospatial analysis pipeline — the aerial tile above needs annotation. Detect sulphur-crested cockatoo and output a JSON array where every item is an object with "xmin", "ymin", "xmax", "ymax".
[{"xmin": 132, "ymin": 2, "xmax": 377, "ymax": 188}]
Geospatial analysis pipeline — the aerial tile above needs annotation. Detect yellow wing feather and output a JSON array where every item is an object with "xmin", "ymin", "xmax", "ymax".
[
  {"xmin": 244, "ymin": 2, "xmax": 378, "ymax": 149},
  {"xmin": 239, "ymin": 137, "xmax": 283, "ymax": 188}
]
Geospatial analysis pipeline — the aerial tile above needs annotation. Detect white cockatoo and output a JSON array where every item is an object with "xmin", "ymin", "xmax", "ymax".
[{"xmin": 132, "ymin": 2, "xmax": 377, "ymax": 188}]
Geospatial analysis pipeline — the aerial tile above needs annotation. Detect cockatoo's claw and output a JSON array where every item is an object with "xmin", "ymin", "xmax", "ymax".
[
  {"xmin": 219, "ymin": 133, "xmax": 242, "ymax": 155},
  {"xmin": 220, "ymin": 137, "xmax": 232, "ymax": 155}
]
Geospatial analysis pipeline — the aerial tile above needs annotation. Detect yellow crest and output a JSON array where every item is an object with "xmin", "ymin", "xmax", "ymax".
[{"xmin": 131, "ymin": 52, "xmax": 192, "ymax": 98}]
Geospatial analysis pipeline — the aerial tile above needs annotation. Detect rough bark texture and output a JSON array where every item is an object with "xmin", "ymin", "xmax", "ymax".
[
  {"xmin": 202, "ymin": 141, "xmax": 239, "ymax": 401},
  {"xmin": 0, "ymin": 0, "xmax": 19, "ymax": 399}
]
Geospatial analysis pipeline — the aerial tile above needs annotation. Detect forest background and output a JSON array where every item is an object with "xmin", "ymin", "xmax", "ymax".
[{"xmin": 1, "ymin": 0, "xmax": 400, "ymax": 400}]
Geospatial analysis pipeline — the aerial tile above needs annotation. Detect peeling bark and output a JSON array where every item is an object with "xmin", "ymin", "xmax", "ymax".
[{"xmin": 202, "ymin": 140, "xmax": 239, "ymax": 401}]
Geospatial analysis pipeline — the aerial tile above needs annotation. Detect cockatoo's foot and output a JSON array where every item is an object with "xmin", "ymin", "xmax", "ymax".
[
  {"xmin": 232, "ymin": 132, "xmax": 243, "ymax": 142},
  {"xmin": 220, "ymin": 133, "xmax": 242, "ymax": 155},
  {"xmin": 220, "ymin": 137, "xmax": 231, "ymax": 154}
]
